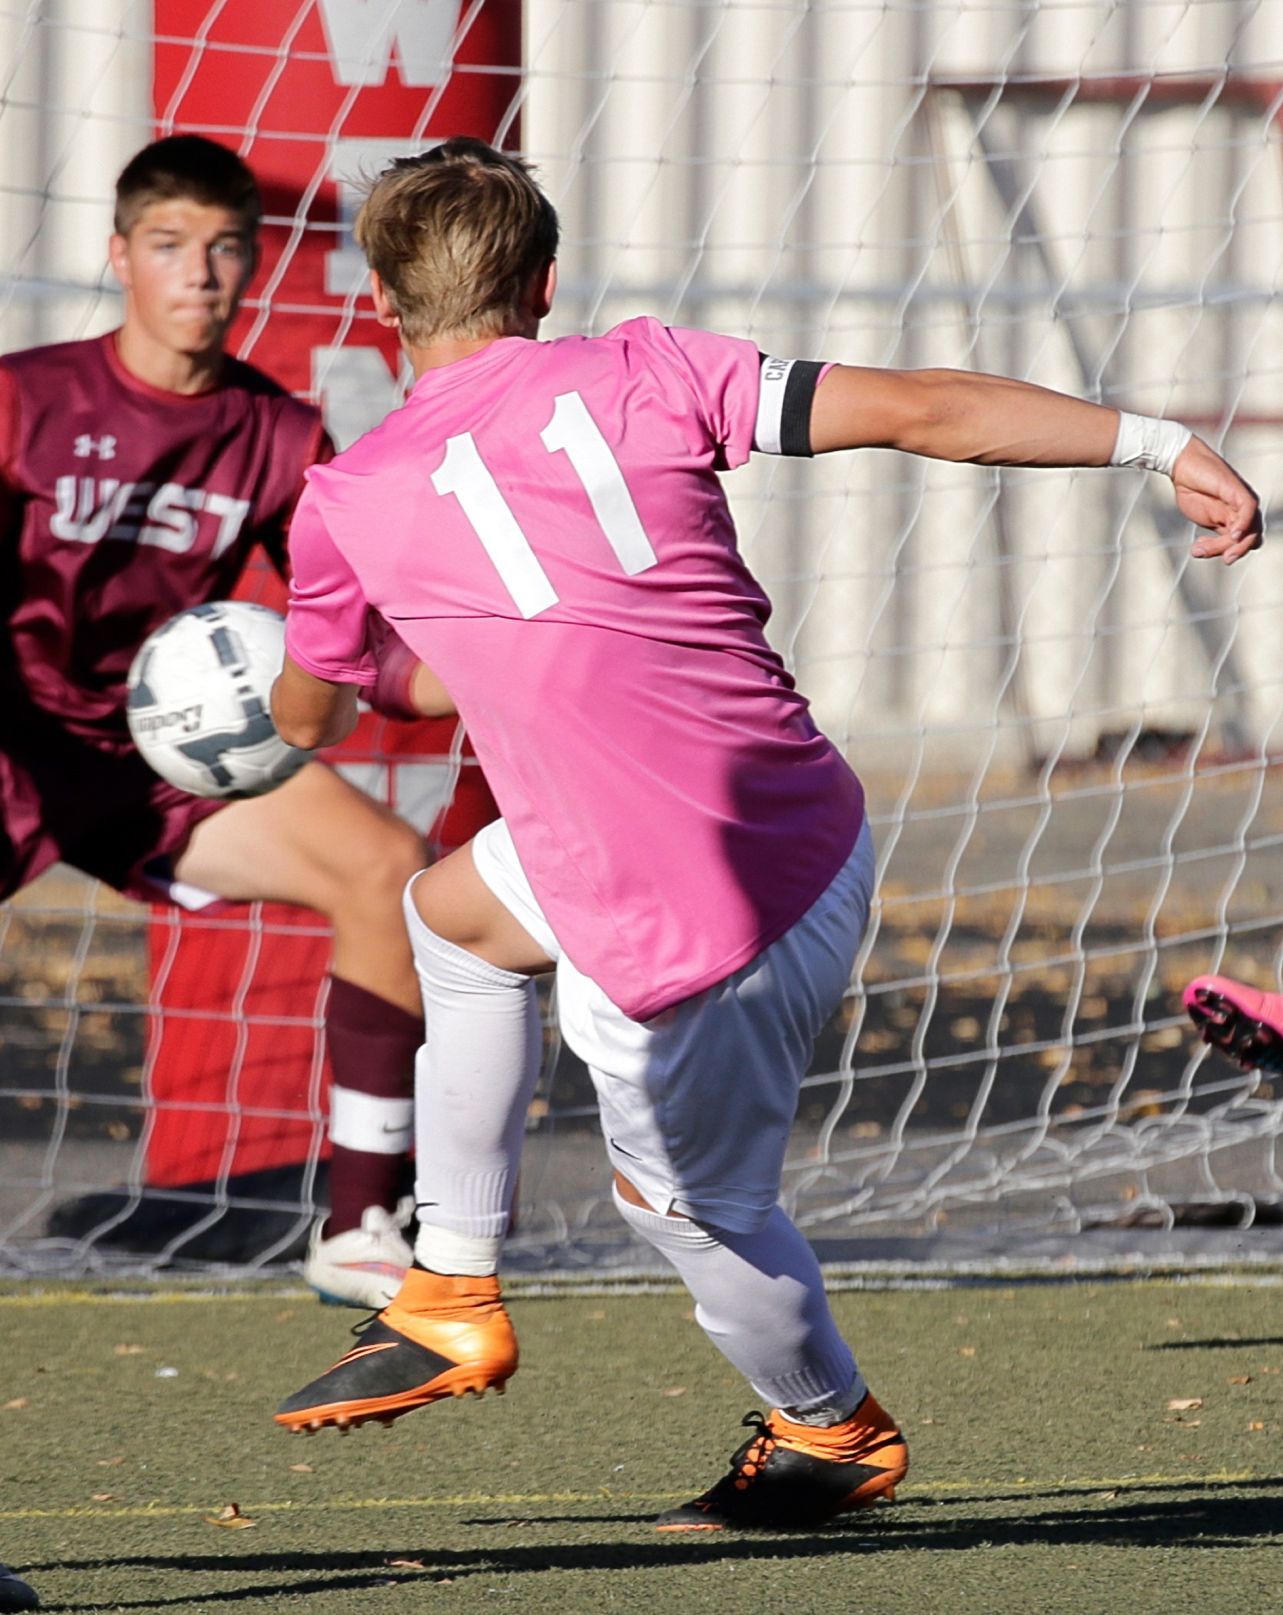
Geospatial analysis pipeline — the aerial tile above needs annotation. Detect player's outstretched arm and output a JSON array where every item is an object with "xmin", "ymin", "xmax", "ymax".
[
  {"xmin": 272, "ymin": 656, "xmax": 359, "ymax": 751},
  {"xmin": 810, "ymin": 365, "xmax": 1261, "ymax": 562}
]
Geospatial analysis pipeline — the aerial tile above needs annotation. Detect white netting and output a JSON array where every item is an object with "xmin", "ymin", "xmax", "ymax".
[{"xmin": 3, "ymin": 0, "xmax": 1283, "ymax": 1278}]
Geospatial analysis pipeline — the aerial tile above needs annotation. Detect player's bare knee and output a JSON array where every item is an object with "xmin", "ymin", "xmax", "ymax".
[{"xmin": 335, "ymin": 819, "xmax": 426, "ymax": 917}]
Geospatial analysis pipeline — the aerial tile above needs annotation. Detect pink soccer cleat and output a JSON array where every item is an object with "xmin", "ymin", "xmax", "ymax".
[{"xmin": 1183, "ymin": 974, "xmax": 1283, "ymax": 1074}]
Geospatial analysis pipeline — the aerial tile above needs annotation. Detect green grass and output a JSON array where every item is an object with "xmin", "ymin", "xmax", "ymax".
[{"xmin": 3, "ymin": 1276, "xmax": 1282, "ymax": 1613}]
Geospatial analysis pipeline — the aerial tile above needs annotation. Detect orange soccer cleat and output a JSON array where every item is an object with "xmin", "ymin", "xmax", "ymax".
[
  {"xmin": 1184, "ymin": 974, "xmax": 1283, "ymax": 1075},
  {"xmin": 274, "ymin": 1267, "xmax": 517, "ymax": 1434},
  {"xmin": 655, "ymin": 1392, "xmax": 908, "ymax": 1532}
]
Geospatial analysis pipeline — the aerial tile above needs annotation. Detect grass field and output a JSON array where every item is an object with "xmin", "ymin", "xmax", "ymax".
[{"xmin": 2, "ymin": 1275, "xmax": 1282, "ymax": 1614}]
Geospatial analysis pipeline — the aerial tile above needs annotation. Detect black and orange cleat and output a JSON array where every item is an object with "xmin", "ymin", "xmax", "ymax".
[
  {"xmin": 274, "ymin": 1268, "xmax": 517, "ymax": 1434},
  {"xmin": 1184, "ymin": 974, "xmax": 1283, "ymax": 1075},
  {"xmin": 655, "ymin": 1393, "xmax": 908, "ymax": 1532}
]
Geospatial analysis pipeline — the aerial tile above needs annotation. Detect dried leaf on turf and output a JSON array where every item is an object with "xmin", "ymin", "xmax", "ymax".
[
  {"xmin": 1166, "ymin": 1398, "xmax": 1203, "ymax": 1411},
  {"xmin": 388, "ymin": 1559, "xmax": 427, "ymax": 1571},
  {"xmin": 1228, "ymin": 1375, "xmax": 1252, "ymax": 1386},
  {"xmin": 3, "ymin": 1398, "xmax": 29, "ymax": 1410},
  {"xmin": 205, "ymin": 1503, "xmax": 255, "ymax": 1529},
  {"xmin": 289, "ymin": 1463, "xmax": 314, "ymax": 1474},
  {"xmin": 113, "ymin": 1344, "xmax": 145, "ymax": 1356},
  {"xmin": 91, "ymin": 1493, "xmax": 115, "ymax": 1502}
]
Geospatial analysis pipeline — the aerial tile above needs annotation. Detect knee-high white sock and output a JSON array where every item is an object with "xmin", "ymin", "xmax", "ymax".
[
  {"xmin": 406, "ymin": 898, "xmax": 542, "ymax": 1275},
  {"xmin": 614, "ymin": 1188, "xmax": 865, "ymax": 1422}
]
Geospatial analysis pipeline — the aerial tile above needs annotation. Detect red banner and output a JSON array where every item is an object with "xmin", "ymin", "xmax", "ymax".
[{"xmin": 143, "ymin": 2, "xmax": 516, "ymax": 1192}]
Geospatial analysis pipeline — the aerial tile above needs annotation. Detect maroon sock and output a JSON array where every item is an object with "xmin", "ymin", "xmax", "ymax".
[{"xmin": 324, "ymin": 975, "xmax": 422, "ymax": 1237}]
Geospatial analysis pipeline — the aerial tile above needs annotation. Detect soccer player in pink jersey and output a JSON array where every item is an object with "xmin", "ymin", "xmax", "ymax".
[
  {"xmin": 0, "ymin": 135, "xmax": 435, "ymax": 1308},
  {"xmin": 270, "ymin": 139, "xmax": 1261, "ymax": 1529}
]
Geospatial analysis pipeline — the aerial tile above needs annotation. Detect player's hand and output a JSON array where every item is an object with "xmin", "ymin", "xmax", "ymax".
[
  {"xmin": 361, "ymin": 619, "xmax": 425, "ymax": 721},
  {"xmin": 361, "ymin": 615, "xmax": 458, "ymax": 720},
  {"xmin": 1173, "ymin": 437, "xmax": 1263, "ymax": 564}
]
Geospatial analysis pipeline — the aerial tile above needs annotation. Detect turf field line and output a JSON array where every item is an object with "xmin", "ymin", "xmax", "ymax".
[
  {"xmin": 0, "ymin": 1289, "xmax": 310, "ymax": 1308},
  {"xmin": 6, "ymin": 1272, "xmax": 1283, "ymax": 1307},
  {"xmin": 0, "ymin": 1469, "xmax": 1263, "ymax": 1522}
]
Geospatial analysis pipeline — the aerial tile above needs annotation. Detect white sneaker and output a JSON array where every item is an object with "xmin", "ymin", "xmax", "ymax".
[{"xmin": 301, "ymin": 1199, "xmax": 414, "ymax": 1309}]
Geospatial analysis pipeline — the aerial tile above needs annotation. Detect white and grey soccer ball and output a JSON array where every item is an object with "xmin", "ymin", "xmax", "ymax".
[{"xmin": 126, "ymin": 601, "xmax": 311, "ymax": 799}]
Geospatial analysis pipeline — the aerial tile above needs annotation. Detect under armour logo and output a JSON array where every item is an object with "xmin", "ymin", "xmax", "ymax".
[{"xmin": 74, "ymin": 434, "xmax": 117, "ymax": 460}]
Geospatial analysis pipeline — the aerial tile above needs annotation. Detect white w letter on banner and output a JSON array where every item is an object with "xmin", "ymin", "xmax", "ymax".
[{"xmin": 317, "ymin": 0, "xmax": 459, "ymax": 86}]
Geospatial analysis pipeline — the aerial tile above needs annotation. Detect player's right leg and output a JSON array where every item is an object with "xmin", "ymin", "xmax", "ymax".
[
  {"xmin": 1184, "ymin": 974, "xmax": 1283, "ymax": 1074},
  {"xmin": 274, "ymin": 829, "xmax": 552, "ymax": 1432},
  {"xmin": 4, "ymin": 739, "xmax": 419, "ymax": 1304}
]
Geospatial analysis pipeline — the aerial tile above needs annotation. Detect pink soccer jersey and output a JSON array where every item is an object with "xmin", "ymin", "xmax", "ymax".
[{"xmin": 286, "ymin": 318, "xmax": 863, "ymax": 1019}]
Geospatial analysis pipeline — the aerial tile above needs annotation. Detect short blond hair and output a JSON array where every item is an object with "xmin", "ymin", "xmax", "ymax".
[{"xmin": 356, "ymin": 137, "xmax": 560, "ymax": 345}]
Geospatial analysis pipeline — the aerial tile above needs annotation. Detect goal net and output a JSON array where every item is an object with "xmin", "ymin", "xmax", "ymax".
[{"xmin": 3, "ymin": 0, "xmax": 1283, "ymax": 1280}]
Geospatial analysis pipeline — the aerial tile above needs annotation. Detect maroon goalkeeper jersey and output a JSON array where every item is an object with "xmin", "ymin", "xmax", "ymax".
[{"xmin": 0, "ymin": 331, "xmax": 327, "ymax": 749}]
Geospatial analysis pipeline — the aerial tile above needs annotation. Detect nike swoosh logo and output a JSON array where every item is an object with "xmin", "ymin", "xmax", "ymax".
[{"xmin": 334, "ymin": 1342, "xmax": 399, "ymax": 1367}]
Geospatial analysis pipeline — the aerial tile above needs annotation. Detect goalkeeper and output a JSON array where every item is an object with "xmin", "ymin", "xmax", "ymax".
[
  {"xmin": 0, "ymin": 134, "xmax": 455, "ymax": 1306},
  {"xmin": 271, "ymin": 137, "xmax": 1261, "ymax": 1531}
]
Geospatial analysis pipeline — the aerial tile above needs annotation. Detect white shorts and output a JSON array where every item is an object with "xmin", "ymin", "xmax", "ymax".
[{"xmin": 471, "ymin": 817, "xmax": 875, "ymax": 1233}]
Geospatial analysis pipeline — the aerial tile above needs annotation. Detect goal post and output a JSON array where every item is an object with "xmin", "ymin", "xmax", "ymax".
[{"xmin": 4, "ymin": 3, "xmax": 1283, "ymax": 1280}]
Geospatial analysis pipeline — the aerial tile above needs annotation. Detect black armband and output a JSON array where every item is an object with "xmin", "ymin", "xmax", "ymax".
[{"xmin": 754, "ymin": 355, "xmax": 824, "ymax": 456}]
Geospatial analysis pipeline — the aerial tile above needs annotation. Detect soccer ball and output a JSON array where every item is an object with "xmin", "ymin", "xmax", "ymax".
[{"xmin": 126, "ymin": 601, "xmax": 311, "ymax": 799}]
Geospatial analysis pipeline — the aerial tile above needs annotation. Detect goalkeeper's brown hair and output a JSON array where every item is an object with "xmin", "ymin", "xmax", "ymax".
[
  {"xmin": 115, "ymin": 135, "xmax": 261, "ymax": 236},
  {"xmin": 356, "ymin": 137, "xmax": 560, "ymax": 345}
]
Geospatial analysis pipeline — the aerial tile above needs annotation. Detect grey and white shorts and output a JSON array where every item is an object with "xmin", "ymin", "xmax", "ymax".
[{"xmin": 471, "ymin": 817, "xmax": 875, "ymax": 1233}]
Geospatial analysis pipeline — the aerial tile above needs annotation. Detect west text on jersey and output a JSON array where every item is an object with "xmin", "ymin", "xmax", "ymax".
[{"xmin": 50, "ymin": 477, "xmax": 251, "ymax": 555}]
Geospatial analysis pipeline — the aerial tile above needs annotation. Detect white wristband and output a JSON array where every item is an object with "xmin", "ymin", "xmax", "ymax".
[{"xmin": 1110, "ymin": 411, "xmax": 1192, "ymax": 477}]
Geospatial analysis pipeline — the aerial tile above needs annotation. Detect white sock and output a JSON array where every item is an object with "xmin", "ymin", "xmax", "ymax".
[
  {"xmin": 404, "ymin": 891, "xmax": 542, "ymax": 1268},
  {"xmin": 415, "ymin": 1225, "xmax": 503, "ymax": 1278},
  {"xmin": 612, "ymin": 1188, "xmax": 865, "ymax": 1421}
]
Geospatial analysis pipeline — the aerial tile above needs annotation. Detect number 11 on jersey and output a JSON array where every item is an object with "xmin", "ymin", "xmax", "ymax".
[{"xmin": 431, "ymin": 390, "xmax": 658, "ymax": 618}]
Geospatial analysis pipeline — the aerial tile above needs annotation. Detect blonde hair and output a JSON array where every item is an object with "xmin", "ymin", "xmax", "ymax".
[{"xmin": 356, "ymin": 137, "xmax": 560, "ymax": 345}]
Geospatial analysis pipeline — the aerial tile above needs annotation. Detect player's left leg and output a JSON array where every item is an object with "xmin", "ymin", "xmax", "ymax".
[
  {"xmin": 173, "ymin": 761, "xmax": 427, "ymax": 1305},
  {"xmin": 563, "ymin": 822, "xmax": 907, "ymax": 1530}
]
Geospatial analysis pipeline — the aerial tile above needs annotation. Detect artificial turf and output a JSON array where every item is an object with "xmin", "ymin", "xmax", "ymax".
[{"xmin": 2, "ymin": 1275, "xmax": 1281, "ymax": 1613}]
